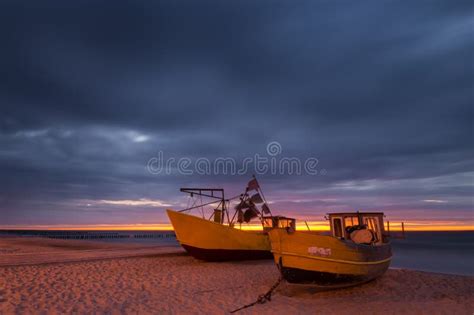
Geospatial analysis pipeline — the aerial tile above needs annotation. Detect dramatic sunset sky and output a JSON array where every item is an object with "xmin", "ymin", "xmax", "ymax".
[{"xmin": 1, "ymin": 1, "xmax": 473, "ymax": 230}]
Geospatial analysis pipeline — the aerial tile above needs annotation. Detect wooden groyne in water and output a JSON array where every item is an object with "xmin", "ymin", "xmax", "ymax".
[{"xmin": 0, "ymin": 230, "xmax": 176, "ymax": 240}]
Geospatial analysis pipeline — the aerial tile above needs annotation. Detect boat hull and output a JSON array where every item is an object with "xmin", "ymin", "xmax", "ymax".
[
  {"xmin": 167, "ymin": 209, "xmax": 272, "ymax": 261},
  {"xmin": 181, "ymin": 244, "xmax": 271, "ymax": 261},
  {"xmin": 268, "ymin": 229, "xmax": 391, "ymax": 287}
]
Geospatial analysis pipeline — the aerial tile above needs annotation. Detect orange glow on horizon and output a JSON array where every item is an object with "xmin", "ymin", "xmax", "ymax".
[
  {"xmin": 0, "ymin": 224, "xmax": 174, "ymax": 231},
  {"xmin": 1, "ymin": 221, "xmax": 473, "ymax": 231}
]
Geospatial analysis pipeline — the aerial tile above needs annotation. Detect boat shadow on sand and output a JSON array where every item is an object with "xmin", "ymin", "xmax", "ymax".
[{"xmin": 276, "ymin": 274, "xmax": 385, "ymax": 297}]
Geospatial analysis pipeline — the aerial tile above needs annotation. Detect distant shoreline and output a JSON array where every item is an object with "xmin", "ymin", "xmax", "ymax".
[{"xmin": 1, "ymin": 228, "xmax": 473, "ymax": 232}]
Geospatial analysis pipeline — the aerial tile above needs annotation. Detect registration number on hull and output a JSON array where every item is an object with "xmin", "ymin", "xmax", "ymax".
[{"xmin": 308, "ymin": 246, "xmax": 332, "ymax": 257}]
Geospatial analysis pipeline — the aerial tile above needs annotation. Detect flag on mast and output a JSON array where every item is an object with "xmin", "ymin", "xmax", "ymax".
[
  {"xmin": 262, "ymin": 203, "xmax": 271, "ymax": 214},
  {"xmin": 250, "ymin": 193, "xmax": 263, "ymax": 204},
  {"xmin": 246, "ymin": 178, "xmax": 259, "ymax": 192}
]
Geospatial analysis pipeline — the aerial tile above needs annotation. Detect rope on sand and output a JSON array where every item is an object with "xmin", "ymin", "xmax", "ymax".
[{"xmin": 229, "ymin": 276, "xmax": 282, "ymax": 313}]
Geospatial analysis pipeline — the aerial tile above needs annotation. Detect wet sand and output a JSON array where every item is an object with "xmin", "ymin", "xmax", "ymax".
[{"xmin": 0, "ymin": 238, "xmax": 472, "ymax": 314}]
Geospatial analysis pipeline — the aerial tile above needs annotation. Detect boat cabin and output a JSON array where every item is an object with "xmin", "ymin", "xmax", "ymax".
[
  {"xmin": 328, "ymin": 212, "xmax": 386, "ymax": 245},
  {"xmin": 262, "ymin": 216, "xmax": 296, "ymax": 232}
]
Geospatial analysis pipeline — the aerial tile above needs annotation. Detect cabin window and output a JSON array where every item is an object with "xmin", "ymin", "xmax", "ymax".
[
  {"xmin": 364, "ymin": 217, "xmax": 380, "ymax": 242},
  {"xmin": 333, "ymin": 218, "xmax": 343, "ymax": 238},
  {"xmin": 262, "ymin": 218, "xmax": 273, "ymax": 228},
  {"xmin": 278, "ymin": 219, "xmax": 292, "ymax": 229},
  {"xmin": 344, "ymin": 216, "xmax": 359, "ymax": 228}
]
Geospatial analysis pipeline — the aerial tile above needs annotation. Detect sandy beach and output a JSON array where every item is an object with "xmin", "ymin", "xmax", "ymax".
[{"xmin": 0, "ymin": 238, "xmax": 472, "ymax": 314}]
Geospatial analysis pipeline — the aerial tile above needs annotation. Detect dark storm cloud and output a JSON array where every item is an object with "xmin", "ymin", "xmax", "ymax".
[{"xmin": 0, "ymin": 0, "xmax": 473, "ymax": 225}]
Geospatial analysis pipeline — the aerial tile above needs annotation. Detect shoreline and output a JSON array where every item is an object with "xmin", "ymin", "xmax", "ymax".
[{"xmin": 388, "ymin": 266, "xmax": 473, "ymax": 277}]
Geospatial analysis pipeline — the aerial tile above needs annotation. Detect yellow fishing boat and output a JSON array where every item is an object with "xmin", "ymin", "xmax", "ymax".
[
  {"xmin": 167, "ymin": 209, "xmax": 271, "ymax": 261},
  {"xmin": 167, "ymin": 178, "xmax": 290, "ymax": 261},
  {"xmin": 268, "ymin": 212, "xmax": 392, "ymax": 287}
]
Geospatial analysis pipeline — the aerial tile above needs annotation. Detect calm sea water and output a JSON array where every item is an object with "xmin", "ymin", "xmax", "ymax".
[
  {"xmin": 2, "ymin": 230, "xmax": 472, "ymax": 276},
  {"xmin": 391, "ymin": 231, "xmax": 473, "ymax": 276}
]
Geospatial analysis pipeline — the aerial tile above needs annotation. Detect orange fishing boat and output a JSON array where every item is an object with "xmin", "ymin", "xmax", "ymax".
[
  {"xmin": 167, "ymin": 178, "xmax": 292, "ymax": 261},
  {"xmin": 268, "ymin": 212, "xmax": 392, "ymax": 287},
  {"xmin": 167, "ymin": 209, "xmax": 271, "ymax": 261}
]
